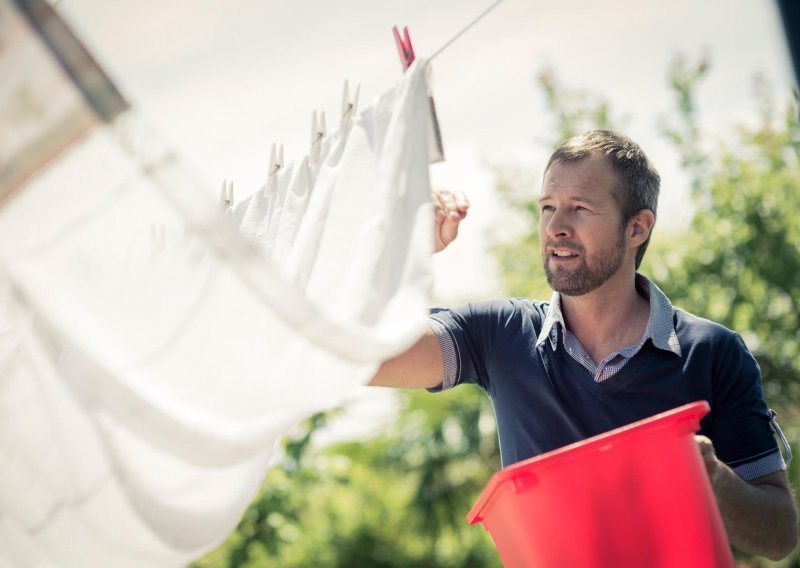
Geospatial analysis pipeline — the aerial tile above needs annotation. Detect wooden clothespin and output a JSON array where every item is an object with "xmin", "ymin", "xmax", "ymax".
[
  {"xmin": 310, "ymin": 110, "xmax": 327, "ymax": 163},
  {"xmin": 267, "ymin": 142, "xmax": 284, "ymax": 192},
  {"xmin": 392, "ymin": 25, "xmax": 445, "ymax": 163},
  {"xmin": 219, "ymin": 179, "xmax": 234, "ymax": 209},
  {"xmin": 393, "ymin": 26, "xmax": 416, "ymax": 71},
  {"xmin": 340, "ymin": 80, "xmax": 360, "ymax": 133},
  {"xmin": 269, "ymin": 143, "xmax": 284, "ymax": 176}
]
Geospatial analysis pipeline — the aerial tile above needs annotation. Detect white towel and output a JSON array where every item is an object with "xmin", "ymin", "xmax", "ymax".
[{"xmin": 0, "ymin": 4, "xmax": 435, "ymax": 563}]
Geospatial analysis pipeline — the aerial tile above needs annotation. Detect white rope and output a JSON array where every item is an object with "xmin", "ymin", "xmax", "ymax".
[{"xmin": 429, "ymin": 0, "xmax": 507, "ymax": 61}]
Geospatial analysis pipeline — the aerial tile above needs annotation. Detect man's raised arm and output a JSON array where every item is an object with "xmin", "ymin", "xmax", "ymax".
[
  {"xmin": 369, "ymin": 189, "xmax": 468, "ymax": 389},
  {"xmin": 368, "ymin": 328, "xmax": 444, "ymax": 388}
]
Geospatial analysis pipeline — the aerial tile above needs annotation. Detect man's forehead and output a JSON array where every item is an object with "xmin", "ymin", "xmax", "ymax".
[
  {"xmin": 541, "ymin": 156, "xmax": 621, "ymax": 194},
  {"xmin": 545, "ymin": 154, "xmax": 616, "ymax": 178}
]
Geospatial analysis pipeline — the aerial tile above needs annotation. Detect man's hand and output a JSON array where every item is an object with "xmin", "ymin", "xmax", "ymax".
[
  {"xmin": 695, "ymin": 435, "xmax": 719, "ymax": 485},
  {"xmin": 433, "ymin": 189, "xmax": 469, "ymax": 253},
  {"xmin": 694, "ymin": 435, "xmax": 798, "ymax": 560}
]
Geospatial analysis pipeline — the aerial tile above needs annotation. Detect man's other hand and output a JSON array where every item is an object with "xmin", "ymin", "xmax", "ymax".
[
  {"xmin": 694, "ymin": 435, "xmax": 798, "ymax": 560},
  {"xmin": 433, "ymin": 189, "xmax": 469, "ymax": 253},
  {"xmin": 695, "ymin": 435, "xmax": 720, "ymax": 485}
]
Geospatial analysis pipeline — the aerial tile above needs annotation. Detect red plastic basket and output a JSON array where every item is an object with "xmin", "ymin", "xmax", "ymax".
[{"xmin": 466, "ymin": 401, "xmax": 734, "ymax": 567}]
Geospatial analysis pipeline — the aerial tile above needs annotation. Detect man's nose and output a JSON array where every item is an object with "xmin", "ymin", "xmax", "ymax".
[{"xmin": 544, "ymin": 208, "xmax": 572, "ymax": 239}]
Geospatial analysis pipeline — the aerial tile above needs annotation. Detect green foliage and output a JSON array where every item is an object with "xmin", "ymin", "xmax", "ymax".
[
  {"xmin": 193, "ymin": 412, "xmax": 335, "ymax": 568},
  {"xmin": 488, "ymin": 163, "xmax": 547, "ymax": 299},
  {"xmin": 194, "ymin": 388, "xmax": 501, "ymax": 567},
  {"xmin": 647, "ymin": 57, "xmax": 800, "ymax": 411},
  {"xmin": 537, "ymin": 67, "xmax": 625, "ymax": 142},
  {"xmin": 658, "ymin": 53, "xmax": 711, "ymax": 193}
]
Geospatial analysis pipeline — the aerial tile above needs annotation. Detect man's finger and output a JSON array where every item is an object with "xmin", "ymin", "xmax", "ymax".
[
  {"xmin": 694, "ymin": 435, "xmax": 719, "ymax": 485},
  {"xmin": 433, "ymin": 189, "xmax": 464, "ymax": 216},
  {"xmin": 453, "ymin": 191, "xmax": 470, "ymax": 211},
  {"xmin": 432, "ymin": 188, "xmax": 469, "ymax": 252},
  {"xmin": 695, "ymin": 435, "xmax": 714, "ymax": 454}
]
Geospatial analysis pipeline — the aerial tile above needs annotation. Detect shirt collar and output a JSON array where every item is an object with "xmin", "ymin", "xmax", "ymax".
[
  {"xmin": 536, "ymin": 290, "xmax": 566, "ymax": 350},
  {"xmin": 535, "ymin": 274, "xmax": 682, "ymax": 356}
]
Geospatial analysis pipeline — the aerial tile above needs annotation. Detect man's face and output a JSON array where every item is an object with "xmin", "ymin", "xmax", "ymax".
[{"xmin": 538, "ymin": 155, "xmax": 628, "ymax": 296}]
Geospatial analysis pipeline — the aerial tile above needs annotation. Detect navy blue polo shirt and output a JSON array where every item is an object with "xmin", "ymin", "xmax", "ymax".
[{"xmin": 428, "ymin": 285, "xmax": 784, "ymax": 481}]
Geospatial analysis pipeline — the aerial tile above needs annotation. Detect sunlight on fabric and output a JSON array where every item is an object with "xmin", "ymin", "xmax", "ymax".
[{"xmin": 0, "ymin": 1, "xmax": 434, "ymax": 564}]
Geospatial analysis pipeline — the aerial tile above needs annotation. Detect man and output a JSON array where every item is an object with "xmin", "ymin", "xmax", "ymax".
[{"xmin": 370, "ymin": 130, "xmax": 798, "ymax": 560}]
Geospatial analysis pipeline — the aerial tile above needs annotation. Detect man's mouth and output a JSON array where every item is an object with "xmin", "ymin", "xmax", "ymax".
[{"xmin": 551, "ymin": 250, "xmax": 579, "ymax": 258}]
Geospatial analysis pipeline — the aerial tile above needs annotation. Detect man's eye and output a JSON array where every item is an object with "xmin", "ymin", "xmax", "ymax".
[{"xmin": 541, "ymin": 205, "xmax": 555, "ymax": 213}]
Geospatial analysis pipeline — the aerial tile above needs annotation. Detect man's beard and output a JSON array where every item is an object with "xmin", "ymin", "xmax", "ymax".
[{"xmin": 542, "ymin": 233, "xmax": 626, "ymax": 296}]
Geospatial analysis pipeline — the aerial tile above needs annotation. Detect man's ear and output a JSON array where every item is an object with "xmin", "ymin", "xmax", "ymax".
[{"xmin": 628, "ymin": 209, "xmax": 655, "ymax": 247}]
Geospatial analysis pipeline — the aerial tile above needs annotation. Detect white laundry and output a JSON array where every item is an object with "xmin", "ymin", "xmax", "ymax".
[{"xmin": 0, "ymin": 2, "xmax": 435, "ymax": 565}]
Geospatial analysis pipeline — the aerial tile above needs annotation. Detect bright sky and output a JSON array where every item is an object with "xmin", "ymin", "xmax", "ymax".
[{"xmin": 54, "ymin": 0, "xmax": 795, "ymax": 439}]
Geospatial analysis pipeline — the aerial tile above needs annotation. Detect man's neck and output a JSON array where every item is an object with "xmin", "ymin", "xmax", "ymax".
[{"xmin": 559, "ymin": 271, "xmax": 650, "ymax": 364}]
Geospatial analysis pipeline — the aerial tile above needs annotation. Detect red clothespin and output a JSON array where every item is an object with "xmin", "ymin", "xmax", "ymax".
[
  {"xmin": 393, "ymin": 26, "xmax": 415, "ymax": 72},
  {"xmin": 391, "ymin": 25, "xmax": 445, "ymax": 163}
]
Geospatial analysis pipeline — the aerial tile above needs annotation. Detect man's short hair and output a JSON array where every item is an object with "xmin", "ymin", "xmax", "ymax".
[{"xmin": 544, "ymin": 130, "xmax": 661, "ymax": 269}]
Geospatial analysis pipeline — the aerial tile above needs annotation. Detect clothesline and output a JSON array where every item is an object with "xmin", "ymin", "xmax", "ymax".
[{"xmin": 430, "ymin": 0, "xmax": 506, "ymax": 61}]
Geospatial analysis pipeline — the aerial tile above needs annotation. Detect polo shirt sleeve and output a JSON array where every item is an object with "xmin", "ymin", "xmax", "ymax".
[
  {"xmin": 711, "ymin": 332, "xmax": 785, "ymax": 481},
  {"xmin": 426, "ymin": 299, "xmax": 521, "ymax": 393}
]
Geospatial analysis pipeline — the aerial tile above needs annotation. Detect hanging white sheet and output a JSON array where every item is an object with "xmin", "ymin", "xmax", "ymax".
[{"xmin": 0, "ymin": 2, "xmax": 434, "ymax": 565}]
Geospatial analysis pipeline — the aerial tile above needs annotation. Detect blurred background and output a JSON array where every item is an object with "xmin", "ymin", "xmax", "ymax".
[{"xmin": 51, "ymin": 0, "xmax": 799, "ymax": 565}]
